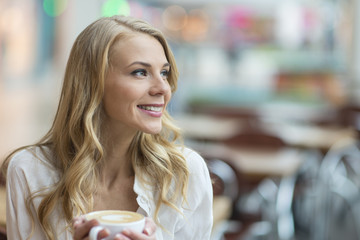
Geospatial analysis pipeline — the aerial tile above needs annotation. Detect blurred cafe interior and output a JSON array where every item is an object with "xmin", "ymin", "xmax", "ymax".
[{"xmin": 1, "ymin": 0, "xmax": 360, "ymax": 239}]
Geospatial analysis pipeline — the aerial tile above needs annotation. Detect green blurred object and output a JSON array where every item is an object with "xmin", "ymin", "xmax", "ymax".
[
  {"xmin": 102, "ymin": 0, "xmax": 130, "ymax": 17},
  {"xmin": 43, "ymin": 0, "xmax": 68, "ymax": 17}
]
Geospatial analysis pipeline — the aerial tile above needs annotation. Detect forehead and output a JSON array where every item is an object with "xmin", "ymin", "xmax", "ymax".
[{"xmin": 110, "ymin": 33, "xmax": 168, "ymax": 66}]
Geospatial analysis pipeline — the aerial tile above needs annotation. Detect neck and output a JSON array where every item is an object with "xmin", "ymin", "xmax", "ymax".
[{"xmin": 100, "ymin": 125, "xmax": 138, "ymax": 181}]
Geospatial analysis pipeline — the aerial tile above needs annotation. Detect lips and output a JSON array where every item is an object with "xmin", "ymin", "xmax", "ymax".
[
  {"xmin": 137, "ymin": 104, "xmax": 164, "ymax": 117},
  {"xmin": 137, "ymin": 105, "xmax": 162, "ymax": 112}
]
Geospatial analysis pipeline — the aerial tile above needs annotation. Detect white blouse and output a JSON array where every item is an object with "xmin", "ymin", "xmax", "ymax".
[{"xmin": 6, "ymin": 146, "xmax": 213, "ymax": 239}]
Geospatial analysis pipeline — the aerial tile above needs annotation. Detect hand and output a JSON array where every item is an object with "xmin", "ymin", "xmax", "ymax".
[
  {"xmin": 72, "ymin": 215, "xmax": 110, "ymax": 240},
  {"xmin": 113, "ymin": 217, "xmax": 157, "ymax": 240}
]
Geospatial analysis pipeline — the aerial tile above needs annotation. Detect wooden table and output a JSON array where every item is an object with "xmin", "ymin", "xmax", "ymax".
[
  {"xmin": 193, "ymin": 142, "xmax": 305, "ymax": 178},
  {"xmin": 177, "ymin": 114, "xmax": 357, "ymax": 153},
  {"xmin": 263, "ymin": 121, "xmax": 357, "ymax": 151}
]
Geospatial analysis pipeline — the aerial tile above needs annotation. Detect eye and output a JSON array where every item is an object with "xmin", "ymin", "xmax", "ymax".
[
  {"xmin": 160, "ymin": 69, "xmax": 169, "ymax": 79},
  {"xmin": 131, "ymin": 69, "xmax": 147, "ymax": 77}
]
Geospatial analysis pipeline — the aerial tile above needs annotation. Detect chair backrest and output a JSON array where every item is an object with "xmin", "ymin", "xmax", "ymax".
[
  {"xmin": 206, "ymin": 158, "xmax": 239, "ymax": 201},
  {"xmin": 338, "ymin": 104, "xmax": 360, "ymax": 139},
  {"xmin": 0, "ymin": 171, "xmax": 5, "ymax": 187},
  {"xmin": 313, "ymin": 138, "xmax": 360, "ymax": 240}
]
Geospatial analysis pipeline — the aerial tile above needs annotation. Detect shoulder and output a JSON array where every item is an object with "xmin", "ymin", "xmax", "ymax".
[
  {"xmin": 7, "ymin": 146, "xmax": 58, "ymax": 188},
  {"xmin": 8, "ymin": 146, "xmax": 54, "ymax": 171},
  {"xmin": 177, "ymin": 147, "xmax": 213, "ymax": 231},
  {"xmin": 181, "ymin": 147, "xmax": 212, "ymax": 193},
  {"xmin": 181, "ymin": 147, "xmax": 209, "ymax": 175}
]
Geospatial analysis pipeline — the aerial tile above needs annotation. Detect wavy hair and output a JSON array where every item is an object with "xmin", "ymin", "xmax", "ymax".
[{"xmin": 2, "ymin": 15, "xmax": 189, "ymax": 239}]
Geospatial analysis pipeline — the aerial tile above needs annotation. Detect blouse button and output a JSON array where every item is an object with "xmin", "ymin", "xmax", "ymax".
[{"xmin": 139, "ymin": 196, "xmax": 147, "ymax": 204}]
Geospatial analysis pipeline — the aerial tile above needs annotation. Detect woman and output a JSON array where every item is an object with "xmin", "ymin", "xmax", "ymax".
[{"xmin": 2, "ymin": 15, "xmax": 213, "ymax": 239}]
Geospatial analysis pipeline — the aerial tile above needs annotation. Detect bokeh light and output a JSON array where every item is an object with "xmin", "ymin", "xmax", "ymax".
[
  {"xmin": 182, "ymin": 9, "xmax": 210, "ymax": 42},
  {"xmin": 102, "ymin": 0, "xmax": 130, "ymax": 17},
  {"xmin": 43, "ymin": 0, "xmax": 69, "ymax": 17},
  {"xmin": 162, "ymin": 5, "xmax": 187, "ymax": 31}
]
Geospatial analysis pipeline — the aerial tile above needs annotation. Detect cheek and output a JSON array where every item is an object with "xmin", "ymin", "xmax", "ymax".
[
  {"xmin": 165, "ymin": 91, "xmax": 172, "ymax": 106},
  {"xmin": 165, "ymin": 83, "xmax": 172, "ymax": 103},
  {"xmin": 102, "ymin": 96, "xmax": 119, "ymax": 118},
  {"xmin": 103, "ymin": 87, "xmax": 127, "ymax": 116}
]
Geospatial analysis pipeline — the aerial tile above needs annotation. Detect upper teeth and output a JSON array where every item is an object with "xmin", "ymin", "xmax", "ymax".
[{"xmin": 139, "ymin": 105, "xmax": 162, "ymax": 112}]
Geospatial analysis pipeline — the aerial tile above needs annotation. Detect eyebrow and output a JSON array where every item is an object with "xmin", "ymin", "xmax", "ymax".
[{"xmin": 126, "ymin": 61, "xmax": 170, "ymax": 68}]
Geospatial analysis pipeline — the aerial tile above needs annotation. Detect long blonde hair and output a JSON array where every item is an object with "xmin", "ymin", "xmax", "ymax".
[{"xmin": 2, "ymin": 15, "xmax": 189, "ymax": 239}]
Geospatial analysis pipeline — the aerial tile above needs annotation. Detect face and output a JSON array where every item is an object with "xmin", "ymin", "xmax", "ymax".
[{"xmin": 102, "ymin": 33, "xmax": 172, "ymax": 136}]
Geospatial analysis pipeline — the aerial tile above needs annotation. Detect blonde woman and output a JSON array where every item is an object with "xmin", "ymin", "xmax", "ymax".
[{"xmin": 2, "ymin": 15, "xmax": 213, "ymax": 240}]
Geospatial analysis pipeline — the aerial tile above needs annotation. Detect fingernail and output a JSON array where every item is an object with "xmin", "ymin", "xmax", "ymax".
[
  {"xmin": 73, "ymin": 220, "xmax": 81, "ymax": 227},
  {"xmin": 144, "ymin": 227, "xmax": 152, "ymax": 235},
  {"xmin": 114, "ymin": 233, "xmax": 123, "ymax": 240}
]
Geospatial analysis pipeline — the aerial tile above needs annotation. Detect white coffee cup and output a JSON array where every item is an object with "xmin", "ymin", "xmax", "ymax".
[{"xmin": 86, "ymin": 210, "xmax": 145, "ymax": 240}]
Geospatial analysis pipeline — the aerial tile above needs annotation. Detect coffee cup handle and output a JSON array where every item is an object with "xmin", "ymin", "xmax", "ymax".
[{"xmin": 89, "ymin": 226, "xmax": 104, "ymax": 240}]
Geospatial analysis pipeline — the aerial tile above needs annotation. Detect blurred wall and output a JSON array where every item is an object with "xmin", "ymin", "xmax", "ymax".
[{"xmin": 0, "ymin": 0, "xmax": 102, "ymax": 160}]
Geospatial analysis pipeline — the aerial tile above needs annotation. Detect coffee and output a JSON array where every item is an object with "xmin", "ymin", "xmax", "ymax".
[
  {"xmin": 87, "ymin": 210, "xmax": 144, "ymax": 224},
  {"xmin": 86, "ymin": 210, "xmax": 145, "ymax": 240}
]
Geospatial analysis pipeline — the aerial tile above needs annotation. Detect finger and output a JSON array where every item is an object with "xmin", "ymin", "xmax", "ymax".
[
  {"xmin": 72, "ymin": 216, "xmax": 86, "ymax": 229},
  {"xmin": 114, "ymin": 233, "xmax": 130, "ymax": 240},
  {"xmin": 121, "ymin": 229, "xmax": 156, "ymax": 240},
  {"xmin": 143, "ymin": 217, "xmax": 157, "ymax": 236},
  {"xmin": 119, "ymin": 229, "xmax": 141, "ymax": 239},
  {"xmin": 73, "ymin": 219, "xmax": 99, "ymax": 240},
  {"xmin": 97, "ymin": 228, "xmax": 111, "ymax": 240}
]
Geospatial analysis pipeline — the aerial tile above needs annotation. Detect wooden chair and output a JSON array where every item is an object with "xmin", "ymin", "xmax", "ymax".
[
  {"xmin": 0, "ymin": 226, "xmax": 6, "ymax": 240},
  {"xmin": 0, "ymin": 170, "xmax": 5, "ymax": 187},
  {"xmin": 0, "ymin": 166, "xmax": 6, "ymax": 239},
  {"xmin": 337, "ymin": 104, "xmax": 360, "ymax": 139},
  {"xmin": 207, "ymin": 158, "xmax": 240, "ymax": 240}
]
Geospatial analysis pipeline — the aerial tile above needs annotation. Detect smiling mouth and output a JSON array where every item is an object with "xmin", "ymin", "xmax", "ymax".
[{"xmin": 137, "ymin": 105, "xmax": 163, "ymax": 112}]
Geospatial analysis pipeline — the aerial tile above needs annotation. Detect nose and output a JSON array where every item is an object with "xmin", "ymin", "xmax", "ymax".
[{"xmin": 149, "ymin": 74, "xmax": 171, "ymax": 96}]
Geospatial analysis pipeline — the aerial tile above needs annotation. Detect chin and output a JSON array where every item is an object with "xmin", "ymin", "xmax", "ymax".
[{"xmin": 143, "ymin": 125, "xmax": 162, "ymax": 135}]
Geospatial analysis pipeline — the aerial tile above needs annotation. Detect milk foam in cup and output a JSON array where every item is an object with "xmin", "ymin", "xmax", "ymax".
[{"xmin": 86, "ymin": 210, "xmax": 145, "ymax": 240}]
